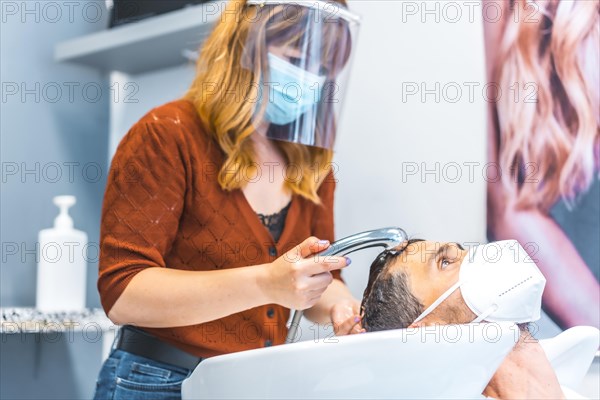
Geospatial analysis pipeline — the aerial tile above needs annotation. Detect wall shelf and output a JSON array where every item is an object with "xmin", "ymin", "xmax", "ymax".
[
  {"xmin": 2, "ymin": 307, "xmax": 118, "ymax": 361},
  {"xmin": 1, "ymin": 307, "xmax": 113, "ymax": 333},
  {"xmin": 54, "ymin": 2, "xmax": 222, "ymax": 74}
]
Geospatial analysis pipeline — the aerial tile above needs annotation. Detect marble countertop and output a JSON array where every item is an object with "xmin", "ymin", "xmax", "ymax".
[{"xmin": 1, "ymin": 307, "xmax": 115, "ymax": 333}]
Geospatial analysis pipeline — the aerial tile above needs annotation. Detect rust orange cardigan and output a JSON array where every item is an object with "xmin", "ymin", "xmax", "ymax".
[{"xmin": 98, "ymin": 99, "xmax": 341, "ymax": 358}]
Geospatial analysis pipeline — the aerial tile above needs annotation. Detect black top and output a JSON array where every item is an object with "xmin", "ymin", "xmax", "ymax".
[{"xmin": 257, "ymin": 201, "xmax": 292, "ymax": 243}]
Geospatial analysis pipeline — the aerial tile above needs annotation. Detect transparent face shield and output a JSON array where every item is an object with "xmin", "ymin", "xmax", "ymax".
[{"xmin": 242, "ymin": 0, "xmax": 360, "ymax": 150}]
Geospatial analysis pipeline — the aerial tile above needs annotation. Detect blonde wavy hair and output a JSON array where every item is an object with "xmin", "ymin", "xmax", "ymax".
[
  {"xmin": 184, "ymin": 0, "xmax": 351, "ymax": 203},
  {"xmin": 494, "ymin": 0, "xmax": 600, "ymax": 211}
]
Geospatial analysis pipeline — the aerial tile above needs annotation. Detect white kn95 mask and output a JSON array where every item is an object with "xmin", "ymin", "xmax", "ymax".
[{"xmin": 413, "ymin": 240, "xmax": 546, "ymax": 324}]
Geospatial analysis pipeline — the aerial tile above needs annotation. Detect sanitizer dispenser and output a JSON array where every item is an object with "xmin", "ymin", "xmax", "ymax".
[{"xmin": 36, "ymin": 195, "xmax": 88, "ymax": 312}]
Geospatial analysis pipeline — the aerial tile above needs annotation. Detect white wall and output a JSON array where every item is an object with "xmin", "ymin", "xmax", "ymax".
[
  {"xmin": 336, "ymin": 0, "xmax": 487, "ymax": 299},
  {"xmin": 108, "ymin": 64, "xmax": 196, "ymax": 160}
]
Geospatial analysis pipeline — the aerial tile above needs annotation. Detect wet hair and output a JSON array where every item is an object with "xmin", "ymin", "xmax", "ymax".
[{"xmin": 360, "ymin": 239, "xmax": 425, "ymax": 332}]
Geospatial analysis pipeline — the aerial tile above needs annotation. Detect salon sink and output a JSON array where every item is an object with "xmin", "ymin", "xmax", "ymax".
[
  {"xmin": 182, "ymin": 322, "xmax": 520, "ymax": 399},
  {"xmin": 539, "ymin": 325, "xmax": 600, "ymax": 393}
]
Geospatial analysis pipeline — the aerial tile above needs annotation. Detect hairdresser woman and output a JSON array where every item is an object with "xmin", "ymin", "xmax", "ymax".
[{"xmin": 93, "ymin": 1, "xmax": 361, "ymax": 399}]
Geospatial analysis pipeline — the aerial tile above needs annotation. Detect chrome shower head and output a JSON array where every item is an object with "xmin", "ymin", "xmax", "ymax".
[{"xmin": 285, "ymin": 227, "xmax": 408, "ymax": 344}]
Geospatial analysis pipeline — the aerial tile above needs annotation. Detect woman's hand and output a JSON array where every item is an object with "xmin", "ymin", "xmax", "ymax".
[
  {"xmin": 260, "ymin": 237, "xmax": 350, "ymax": 310},
  {"xmin": 331, "ymin": 298, "xmax": 365, "ymax": 336}
]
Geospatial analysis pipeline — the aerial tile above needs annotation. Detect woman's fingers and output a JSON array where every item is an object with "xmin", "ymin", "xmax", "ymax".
[
  {"xmin": 289, "ymin": 272, "xmax": 332, "ymax": 309},
  {"xmin": 307, "ymin": 271, "xmax": 333, "ymax": 288},
  {"xmin": 330, "ymin": 299, "xmax": 365, "ymax": 335},
  {"xmin": 334, "ymin": 314, "xmax": 363, "ymax": 336},
  {"xmin": 271, "ymin": 236, "xmax": 349, "ymax": 310},
  {"xmin": 302, "ymin": 256, "xmax": 350, "ymax": 275},
  {"xmin": 290, "ymin": 237, "xmax": 330, "ymax": 260},
  {"xmin": 351, "ymin": 323, "xmax": 366, "ymax": 334}
]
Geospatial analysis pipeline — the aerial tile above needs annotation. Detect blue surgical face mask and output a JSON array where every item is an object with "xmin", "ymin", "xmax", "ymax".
[{"xmin": 258, "ymin": 52, "xmax": 326, "ymax": 126}]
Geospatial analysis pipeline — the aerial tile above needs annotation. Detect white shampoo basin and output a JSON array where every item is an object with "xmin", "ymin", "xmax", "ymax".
[
  {"xmin": 539, "ymin": 326, "xmax": 600, "ymax": 392},
  {"xmin": 182, "ymin": 322, "xmax": 520, "ymax": 399}
]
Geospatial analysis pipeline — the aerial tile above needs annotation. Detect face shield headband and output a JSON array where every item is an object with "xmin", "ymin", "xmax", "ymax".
[{"xmin": 242, "ymin": 0, "xmax": 360, "ymax": 150}]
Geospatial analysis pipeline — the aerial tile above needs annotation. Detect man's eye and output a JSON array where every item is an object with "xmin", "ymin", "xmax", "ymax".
[{"xmin": 441, "ymin": 259, "xmax": 450, "ymax": 269}]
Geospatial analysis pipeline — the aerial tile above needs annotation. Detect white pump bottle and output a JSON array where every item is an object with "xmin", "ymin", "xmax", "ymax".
[{"xmin": 36, "ymin": 195, "xmax": 88, "ymax": 312}]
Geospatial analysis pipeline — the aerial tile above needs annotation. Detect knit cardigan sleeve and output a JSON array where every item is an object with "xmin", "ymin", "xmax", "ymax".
[{"xmin": 97, "ymin": 119, "xmax": 187, "ymax": 314}]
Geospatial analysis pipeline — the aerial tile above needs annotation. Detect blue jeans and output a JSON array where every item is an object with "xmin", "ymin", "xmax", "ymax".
[{"xmin": 93, "ymin": 349, "xmax": 193, "ymax": 400}]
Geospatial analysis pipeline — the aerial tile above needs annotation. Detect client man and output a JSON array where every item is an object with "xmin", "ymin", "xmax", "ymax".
[{"xmin": 360, "ymin": 239, "xmax": 566, "ymax": 400}]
